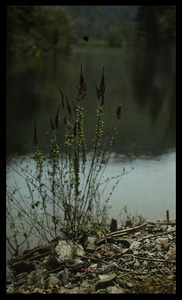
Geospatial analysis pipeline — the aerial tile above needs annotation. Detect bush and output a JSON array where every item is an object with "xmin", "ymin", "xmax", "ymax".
[{"xmin": 6, "ymin": 66, "xmax": 126, "ymax": 256}]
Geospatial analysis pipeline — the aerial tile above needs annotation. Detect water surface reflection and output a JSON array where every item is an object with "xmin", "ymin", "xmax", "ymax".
[
  {"xmin": 6, "ymin": 46, "xmax": 175, "ymax": 157},
  {"xmin": 7, "ymin": 151, "xmax": 176, "ymax": 222}
]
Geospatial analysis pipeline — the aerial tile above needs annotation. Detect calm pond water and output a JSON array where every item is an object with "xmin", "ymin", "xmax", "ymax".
[
  {"xmin": 6, "ymin": 151, "xmax": 175, "ymax": 258},
  {"xmin": 6, "ymin": 45, "xmax": 175, "ymax": 157},
  {"xmin": 7, "ymin": 151, "xmax": 176, "ymax": 222},
  {"xmin": 6, "ymin": 44, "xmax": 176, "ymax": 256}
]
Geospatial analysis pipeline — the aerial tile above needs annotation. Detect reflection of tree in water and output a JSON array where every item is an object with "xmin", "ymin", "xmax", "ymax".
[
  {"xmin": 162, "ymin": 57, "xmax": 176, "ymax": 149},
  {"xmin": 133, "ymin": 49, "xmax": 175, "ymax": 121},
  {"xmin": 132, "ymin": 6, "xmax": 176, "ymax": 124},
  {"xmin": 132, "ymin": 47, "xmax": 176, "ymax": 153}
]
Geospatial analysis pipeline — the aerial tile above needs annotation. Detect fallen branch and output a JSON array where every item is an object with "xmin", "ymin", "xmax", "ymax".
[
  {"xmin": 96, "ymin": 223, "xmax": 146, "ymax": 245},
  {"xmin": 140, "ymin": 229, "xmax": 176, "ymax": 240},
  {"xmin": 109, "ymin": 223, "xmax": 147, "ymax": 237},
  {"xmin": 146, "ymin": 221, "xmax": 176, "ymax": 225},
  {"xmin": 9, "ymin": 244, "xmax": 54, "ymax": 264},
  {"xmin": 48, "ymin": 265, "xmax": 65, "ymax": 274},
  {"xmin": 26, "ymin": 249, "xmax": 54, "ymax": 262}
]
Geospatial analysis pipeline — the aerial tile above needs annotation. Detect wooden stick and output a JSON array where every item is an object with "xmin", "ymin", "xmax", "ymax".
[
  {"xmin": 166, "ymin": 210, "xmax": 170, "ymax": 223},
  {"xmin": 140, "ymin": 229, "xmax": 176, "ymax": 240},
  {"xmin": 146, "ymin": 221, "xmax": 176, "ymax": 225},
  {"xmin": 108, "ymin": 223, "xmax": 147, "ymax": 237},
  {"xmin": 10, "ymin": 244, "xmax": 54, "ymax": 264},
  {"xmin": 96, "ymin": 223, "xmax": 146, "ymax": 245},
  {"xmin": 26, "ymin": 249, "xmax": 54, "ymax": 261}
]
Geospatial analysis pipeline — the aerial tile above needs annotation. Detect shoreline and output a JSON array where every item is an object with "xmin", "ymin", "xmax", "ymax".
[{"xmin": 6, "ymin": 220, "xmax": 176, "ymax": 294}]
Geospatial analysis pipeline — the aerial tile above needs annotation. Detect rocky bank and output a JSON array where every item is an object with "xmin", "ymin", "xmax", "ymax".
[{"xmin": 6, "ymin": 221, "xmax": 176, "ymax": 294}]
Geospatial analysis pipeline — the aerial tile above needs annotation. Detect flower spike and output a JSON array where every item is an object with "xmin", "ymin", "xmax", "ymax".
[{"xmin": 116, "ymin": 105, "xmax": 121, "ymax": 120}]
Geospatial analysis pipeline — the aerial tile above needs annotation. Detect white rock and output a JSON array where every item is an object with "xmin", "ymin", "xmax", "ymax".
[
  {"xmin": 143, "ymin": 260, "xmax": 148, "ymax": 266},
  {"xmin": 126, "ymin": 282, "xmax": 133, "ymax": 288},
  {"xmin": 87, "ymin": 235, "xmax": 97, "ymax": 245},
  {"xmin": 144, "ymin": 239, "xmax": 150, "ymax": 244},
  {"xmin": 155, "ymin": 244, "xmax": 162, "ymax": 251},
  {"xmin": 55, "ymin": 240, "xmax": 84, "ymax": 263},
  {"xmin": 167, "ymin": 225, "xmax": 172, "ymax": 232},
  {"xmin": 134, "ymin": 260, "xmax": 140, "ymax": 268},
  {"xmin": 6, "ymin": 284, "xmax": 15, "ymax": 294},
  {"xmin": 130, "ymin": 241, "xmax": 141, "ymax": 250},
  {"xmin": 107, "ymin": 286, "xmax": 125, "ymax": 294}
]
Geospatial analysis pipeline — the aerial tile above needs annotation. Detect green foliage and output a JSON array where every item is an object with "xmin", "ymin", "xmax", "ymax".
[
  {"xmin": 6, "ymin": 66, "xmax": 127, "ymax": 254},
  {"xmin": 7, "ymin": 6, "xmax": 74, "ymax": 68},
  {"xmin": 135, "ymin": 6, "xmax": 176, "ymax": 49}
]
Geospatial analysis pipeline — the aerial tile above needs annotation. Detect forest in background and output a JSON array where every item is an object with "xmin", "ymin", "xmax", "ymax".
[{"xmin": 7, "ymin": 6, "xmax": 176, "ymax": 70}]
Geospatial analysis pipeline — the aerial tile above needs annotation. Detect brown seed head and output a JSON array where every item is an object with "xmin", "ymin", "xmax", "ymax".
[
  {"xmin": 79, "ymin": 64, "xmax": 84, "ymax": 89},
  {"xmin": 116, "ymin": 105, "xmax": 121, "ymax": 120},
  {"xmin": 33, "ymin": 121, "xmax": 39, "ymax": 145}
]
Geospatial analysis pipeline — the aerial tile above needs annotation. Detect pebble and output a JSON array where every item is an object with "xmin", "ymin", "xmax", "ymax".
[
  {"xmin": 85, "ymin": 244, "xmax": 96, "ymax": 252},
  {"xmin": 49, "ymin": 274, "xmax": 60, "ymax": 286},
  {"xmin": 107, "ymin": 286, "xmax": 125, "ymax": 294},
  {"xmin": 130, "ymin": 241, "xmax": 141, "ymax": 250},
  {"xmin": 126, "ymin": 282, "xmax": 133, "ymax": 288}
]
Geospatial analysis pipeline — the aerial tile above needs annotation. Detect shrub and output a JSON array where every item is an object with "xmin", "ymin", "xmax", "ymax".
[{"xmin": 6, "ymin": 66, "xmax": 126, "ymax": 256}]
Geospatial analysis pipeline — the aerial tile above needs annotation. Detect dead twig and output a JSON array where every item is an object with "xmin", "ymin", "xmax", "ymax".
[
  {"xmin": 146, "ymin": 221, "xmax": 176, "ymax": 225},
  {"xmin": 96, "ymin": 223, "xmax": 146, "ymax": 245},
  {"xmin": 26, "ymin": 250, "xmax": 54, "ymax": 261},
  {"xmin": 108, "ymin": 223, "xmax": 147, "ymax": 237},
  {"xmin": 126, "ymin": 254, "xmax": 167, "ymax": 263},
  {"xmin": 139, "ymin": 229, "xmax": 176, "ymax": 241},
  {"xmin": 9, "ymin": 244, "xmax": 54, "ymax": 264}
]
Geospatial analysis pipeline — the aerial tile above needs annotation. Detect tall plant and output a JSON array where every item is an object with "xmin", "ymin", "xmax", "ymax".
[{"xmin": 6, "ymin": 66, "xmax": 126, "ymax": 255}]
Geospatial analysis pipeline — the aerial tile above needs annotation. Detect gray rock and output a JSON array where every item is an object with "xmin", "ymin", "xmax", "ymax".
[
  {"xmin": 68, "ymin": 287, "xmax": 80, "ymax": 293},
  {"xmin": 48, "ymin": 274, "xmax": 60, "ymax": 286},
  {"xmin": 130, "ymin": 241, "xmax": 141, "ymax": 250},
  {"xmin": 87, "ymin": 235, "xmax": 97, "ymax": 245},
  {"xmin": 71, "ymin": 259, "xmax": 88, "ymax": 273},
  {"xmin": 85, "ymin": 244, "xmax": 96, "ymax": 252},
  {"xmin": 55, "ymin": 240, "xmax": 85, "ymax": 263},
  {"xmin": 126, "ymin": 281, "xmax": 133, "ymax": 288},
  {"xmin": 59, "ymin": 286, "xmax": 68, "ymax": 294},
  {"xmin": 60, "ymin": 267, "xmax": 71, "ymax": 286},
  {"xmin": 27, "ymin": 268, "xmax": 46, "ymax": 286},
  {"xmin": 107, "ymin": 286, "xmax": 125, "ymax": 294},
  {"xmin": 155, "ymin": 243, "xmax": 162, "ymax": 251},
  {"xmin": 80, "ymin": 280, "xmax": 91, "ymax": 289},
  {"xmin": 6, "ymin": 284, "xmax": 15, "ymax": 294}
]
